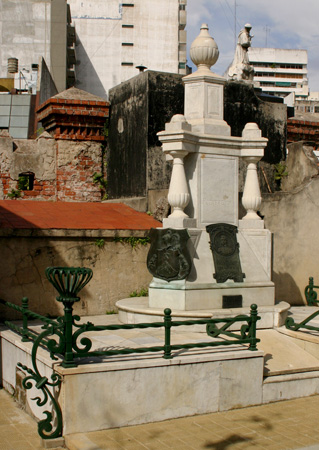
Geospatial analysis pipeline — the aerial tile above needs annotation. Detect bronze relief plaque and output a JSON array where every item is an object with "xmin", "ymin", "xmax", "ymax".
[
  {"xmin": 147, "ymin": 228, "xmax": 192, "ymax": 282},
  {"xmin": 206, "ymin": 223, "xmax": 245, "ymax": 283}
]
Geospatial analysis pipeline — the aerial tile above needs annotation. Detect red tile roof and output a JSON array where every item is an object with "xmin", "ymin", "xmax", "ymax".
[{"xmin": 0, "ymin": 201, "xmax": 161, "ymax": 230}]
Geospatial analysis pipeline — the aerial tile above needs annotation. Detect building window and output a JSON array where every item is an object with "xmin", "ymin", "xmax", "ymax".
[
  {"xmin": 179, "ymin": 4, "xmax": 186, "ymax": 10},
  {"xmin": 179, "ymin": 62, "xmax": 186, "ymax": 69},
  {"xmin": 121, "ymin": 62, "xmax": 134, "ymax": 66},
  {"xmin": 121, "ymin": 3, "xmax": 134, "ymax": 6},
  {"xmin": 122, "ymin": 24, "xmax": 134, "ymax": 28},
  {"xmin": 122, "ymin": 43, "xmax": 134, "ymax": 46},
  {"xmin": 18, "ymin": 172, "xmax": 35, "ymax": 191}
]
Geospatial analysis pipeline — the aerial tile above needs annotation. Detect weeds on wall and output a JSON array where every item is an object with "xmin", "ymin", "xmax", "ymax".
[
  {"xmin": 94, "ymin": 238, "xmax": 105, "ymax": 248},
  {"xmin": 114, "ymin": 236, "xmax": 150, "ymax": 248},
  {"xmin": 274, "ymin": 162, "xmax": 288, "ymax": 189},
  {"xmin": 129, "ymin": 287, "xmax": 149, "ymax": 297},
  {"xmin": 7, "ymin": 188, "xmax": 21, "ymax": 199},
  {"xmin": 93, "ymin": 172, "xmax": 108, "ymax": 200},
  {"xmin": 274, "ymin": 162, "xmax": 288, "ymax": 181}
]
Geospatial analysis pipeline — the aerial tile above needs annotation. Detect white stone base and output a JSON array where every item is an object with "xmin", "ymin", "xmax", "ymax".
[{"xmin": 148, "ymin": 281, "xmax": 275, "ymax": 310}]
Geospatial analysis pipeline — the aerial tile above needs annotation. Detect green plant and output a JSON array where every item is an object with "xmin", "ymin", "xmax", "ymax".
[
  {"xmin": 93, "ymin": 171, "xmax": 108, "ymax": 200},
  {"xmin": 114, "ymin": 236, "xmax": 150, "ymax": 248},
  {"xmin": 274, "ymin": 162, "xmax": 288, "ymax": 181},
  {"xmin": 102, "ymin": 119, "xmax": 109, "ymax": 139},
  {"xmin": 106, "ymin": 309, "xmax": 117, "ymax": 315},
  {"xmin": 129, "ymin": 287, "xmax": 149, "ymax": 297},
  {"xmin": 18, "ymin": 175, "xmax": 30, "ymax": 191},
  {"xmin": 36, "ymin": 127, "xmax": 44, "ymax": 136},
  {"xmin": 7, "ymin": 188, "xmax": 21, "ymax": 199},
  {"xmin": 94, "ymin": 238, "xmax": 105, "ymax": 248}
]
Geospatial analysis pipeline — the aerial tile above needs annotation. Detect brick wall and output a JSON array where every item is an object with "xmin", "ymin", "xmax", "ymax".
[
  {"xmin": 287, "ymin": 118, "xmax": 319, "ymax": 145},
  {"xmin": 0, "ymin": 88, "xmax": 109, "ymax": 202},
  {"xmin": 0, "ymin": 131, "xmax": 105, "ymax": 202}
]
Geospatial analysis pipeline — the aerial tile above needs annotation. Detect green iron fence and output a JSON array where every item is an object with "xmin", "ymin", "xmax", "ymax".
[
  {"xmin": 305, "ymin": 277, "xmax": 319, "ymax": 306},
  {"xmin": 0, "ymin": 266, "xmax": 261, "ymax": 440},
  {"xmin": 285, "ymin": 276, "xmax": 319, "ymax": 333}
]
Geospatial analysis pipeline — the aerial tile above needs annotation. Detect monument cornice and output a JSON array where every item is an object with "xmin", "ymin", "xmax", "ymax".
[{"xmin": 158, "ymin": 130, "xmax": 267, "ymax": 157}]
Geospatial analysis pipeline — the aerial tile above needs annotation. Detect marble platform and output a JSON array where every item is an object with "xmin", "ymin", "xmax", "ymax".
[{"xmin": 2, "ymin": 307, "xmax": 319, "ymax": 436}]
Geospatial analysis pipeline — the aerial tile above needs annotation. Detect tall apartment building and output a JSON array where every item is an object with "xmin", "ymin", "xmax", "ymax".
[
  {"xmin": 68, "ymin": 0, "xmax": 187, "ymax": 98},
  {"xmin": 0, "ymin": 0, "xmax": 75, "ymax": 93},
  {"xmin": 248, "ymin": 48, "xmax": 308, "ymax": 100}
]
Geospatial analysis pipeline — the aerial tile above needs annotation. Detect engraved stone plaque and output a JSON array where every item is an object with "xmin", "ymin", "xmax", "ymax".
[
  {"xmin": 206, "ymin": 223, "xmax": 245, "ymax": 283},
  {"xmin": 147, "ymin": 228, "xmax": 192, "ymax": 282},
  {"xmin": 222, "ymin": 295, "xmax": 243, "ymax": 308}
]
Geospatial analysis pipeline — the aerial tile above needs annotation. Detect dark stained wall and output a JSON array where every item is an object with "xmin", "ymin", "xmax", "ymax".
[
  {"xmin": 224, "ymin": 81, "xmax": 287, "ymax": 164},
  {"xmin": 108, "ymin": 74, "xmax": 148, "ymax": 198},
  {"xmin": 108, "ymin": 71, "xmax": 184, "ymax": 199},
  {"xmin": 147, "ymin": 72, "xmax": 184, "ymax": 191}
]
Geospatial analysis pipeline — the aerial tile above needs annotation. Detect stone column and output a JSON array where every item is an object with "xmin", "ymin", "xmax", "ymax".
[
  {"xmin": 240, "ymin": 123, "xmax": 266, "ymax": 226},
  {"xmin": 167, "ymin": 150, "xmax": 190, "ymax": 219},
  {"xmin": 242, "ymin": 155, "xmax": 262, "ymax": 220},
  {"xmin": 161, "ymin": 115, "xmax": 196, "ymax": 229}
]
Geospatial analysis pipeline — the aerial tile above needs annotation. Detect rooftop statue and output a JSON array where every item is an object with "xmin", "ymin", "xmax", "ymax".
[{"xmin": 228, "ymin": 24, "xmax": 254, "ymax": 81}]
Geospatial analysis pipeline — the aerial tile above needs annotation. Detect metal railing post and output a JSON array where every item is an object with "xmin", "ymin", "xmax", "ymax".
[
  {"xmin": 248, "ymin": 303, "xmax": 258, "ymax": 351},
  {"xmin": 62, "ymin": 302, "xmax": 76, "ymax": 368},
  {"xmin": 164, "ymin": 308, "xmax": 172, "ymax": 359},
  {"xmin": 21, "ymin": 297, "xmax": 29, "ymax": 342}
]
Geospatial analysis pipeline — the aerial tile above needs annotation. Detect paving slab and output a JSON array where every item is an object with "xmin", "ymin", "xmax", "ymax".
[
  {"xmin": 64, "ymin": 395, "xmax": 319, "ymax": 450},
  {"xmin": 0, "ymin": 388, "xmax": 65, "ymax": 450}
]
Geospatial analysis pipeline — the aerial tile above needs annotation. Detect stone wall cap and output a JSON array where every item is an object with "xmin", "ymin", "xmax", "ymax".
[{"xmin": 52, "ymin": 87, "xmax": 107, "ymax": 103}]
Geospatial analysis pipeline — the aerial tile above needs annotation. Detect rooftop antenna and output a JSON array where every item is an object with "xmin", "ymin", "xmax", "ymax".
[
  {"xmin": 234, "ymin": 0, "xmax": 237, "ymax": 49},
  {"xmin": 264, "ymin": 25, "xmax": 270, "ymax": 47}
]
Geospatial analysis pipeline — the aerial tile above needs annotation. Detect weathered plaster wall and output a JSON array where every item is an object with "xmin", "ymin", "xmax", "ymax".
[
  {"xmin": 0, "ymin": 131, "xmax": 103, "ymax": 201},
  {"xmin": 0, "ymin": 231, "xmax": 151, "ymax": 320},
  {"xmin": 260, "ymin": 142, "xmax": 319, "ymax": 304},
  {"xmin": 281, "ymin": 142, "xmax": 319, "ymax": 191}
]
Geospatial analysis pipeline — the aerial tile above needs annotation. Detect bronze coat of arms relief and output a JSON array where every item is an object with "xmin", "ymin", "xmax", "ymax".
[
  {"xmin": 206, "ymin": 223, "xmax": 245, "ymax": 283},
  {"xmin": 147, "ymin": 228, "xmax": 192, "ymax": 282}
]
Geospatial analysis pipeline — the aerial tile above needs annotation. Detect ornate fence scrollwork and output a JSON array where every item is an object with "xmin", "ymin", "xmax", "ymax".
[{"xmin": 17, "ymin": 323, "xmax": 63, "ymax": 439}]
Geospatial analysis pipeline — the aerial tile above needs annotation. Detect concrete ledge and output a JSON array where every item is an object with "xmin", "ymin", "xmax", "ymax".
[{"xmin": 263, "ymin": 371, "xmax": 319, "ymax": 404}]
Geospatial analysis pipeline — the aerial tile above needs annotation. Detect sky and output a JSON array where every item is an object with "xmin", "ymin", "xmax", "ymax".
[{"xmin": 186, "ymin": 0, "xmax": 319, "ymax": 92}]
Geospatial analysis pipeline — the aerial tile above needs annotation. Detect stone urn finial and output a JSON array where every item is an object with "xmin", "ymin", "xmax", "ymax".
[{"xmin": 190, "ymin": 24, "xmax": 219, "ymax": 75}]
